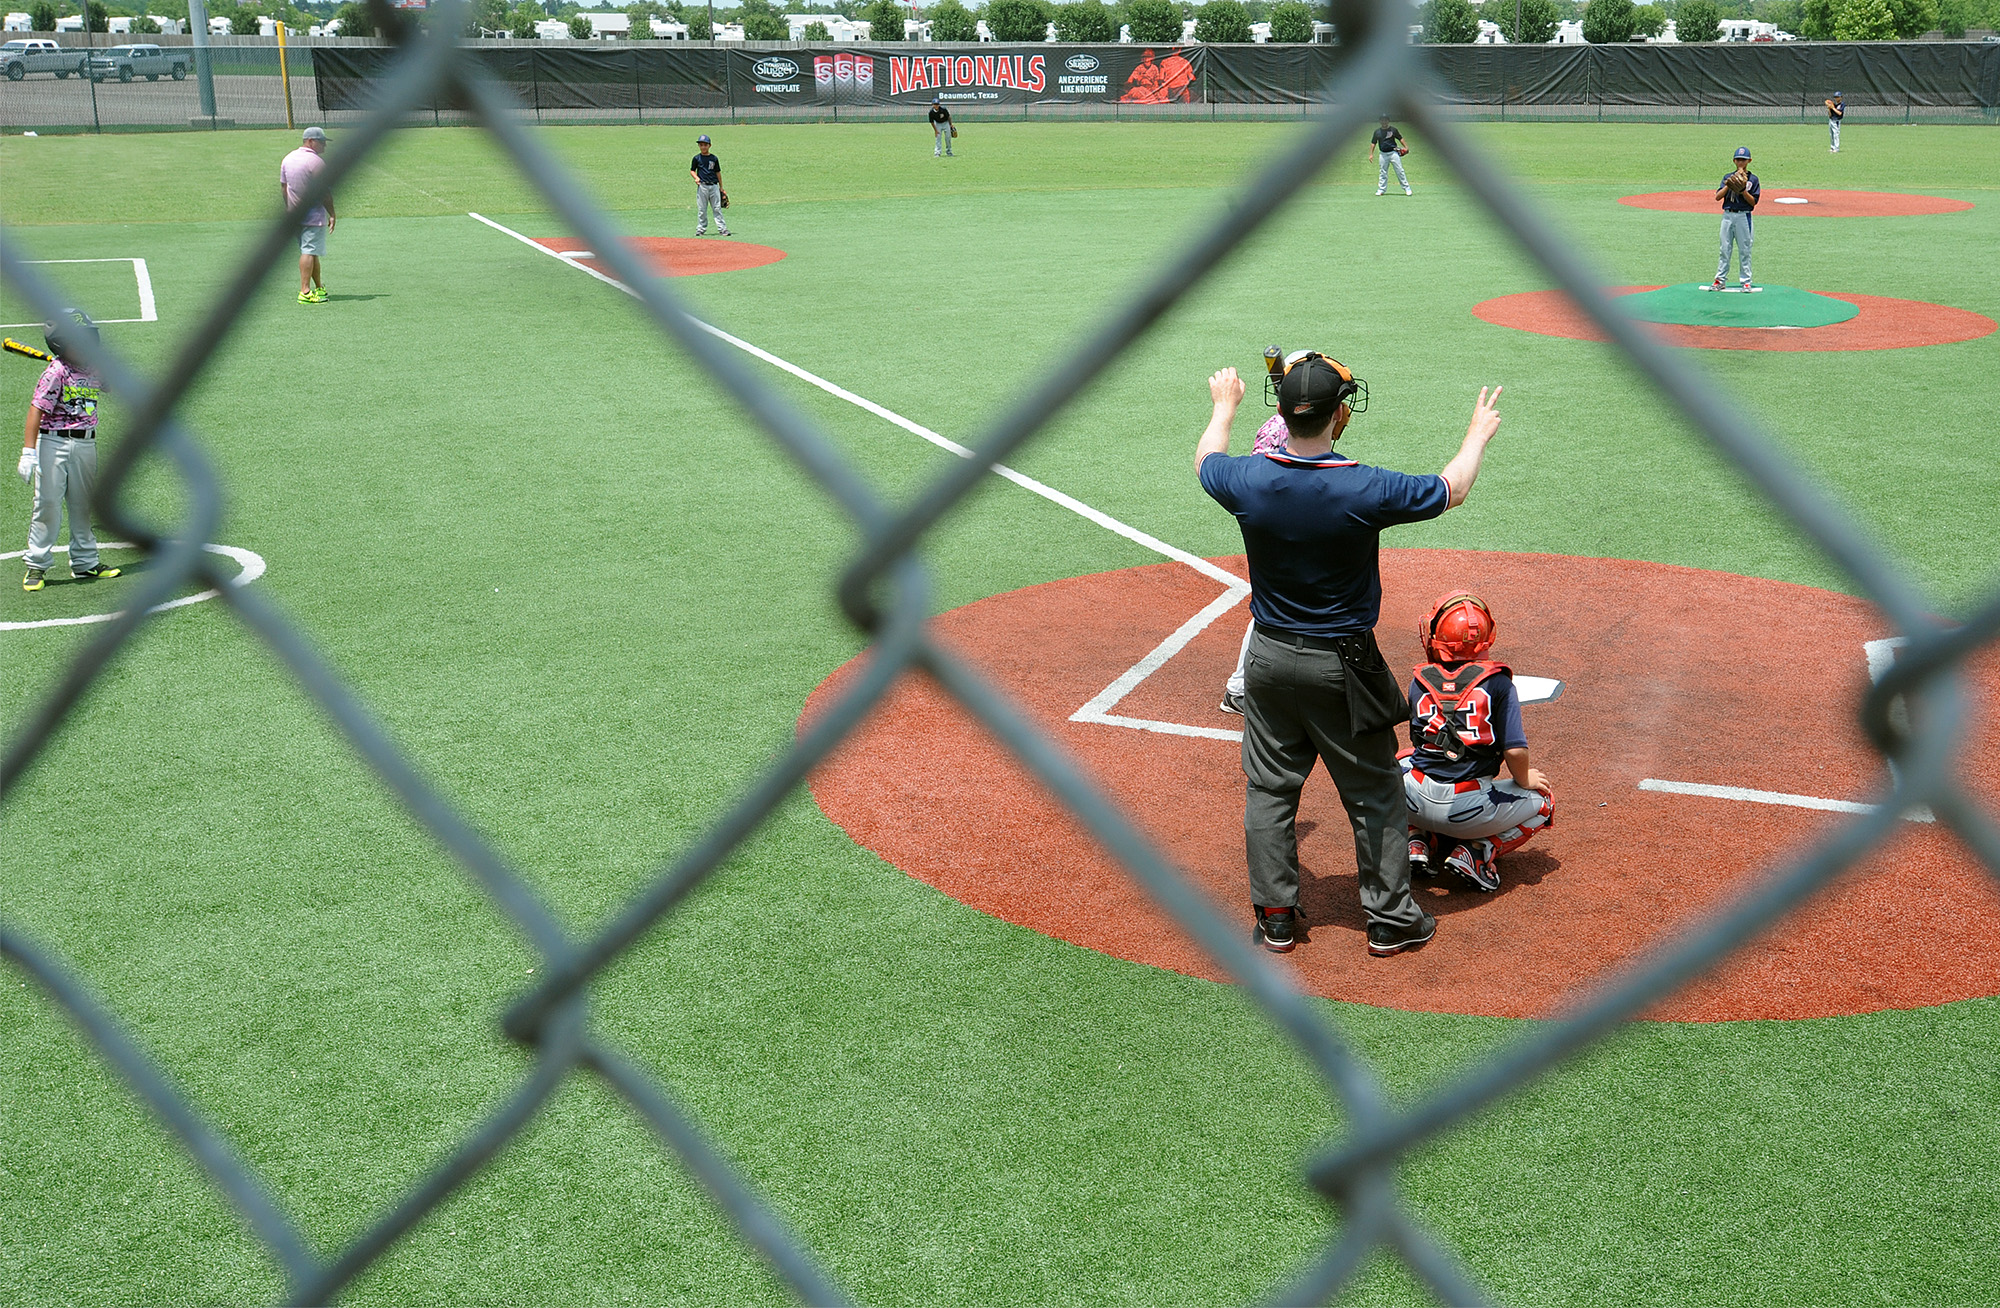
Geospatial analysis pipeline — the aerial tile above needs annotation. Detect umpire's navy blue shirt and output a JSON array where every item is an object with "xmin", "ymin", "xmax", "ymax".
[
  {"xmin": 1200, "ymin": 448, "xmax": 1449, "ymax": 637},
  {"xmin": 691, "ymin": 153, "xmax": 721, "ymax": 184}
]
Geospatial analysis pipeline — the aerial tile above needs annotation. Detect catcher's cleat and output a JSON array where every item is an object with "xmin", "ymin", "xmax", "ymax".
[
  {"xmin": 1442, "ymin": 844, "xmax": 1499, "ymax": 893},
  {"xmin": 1254, "ymin": 905, "xmax": 1297, "ymax": 953},
  {"xmin": 1408, "ymin": 835, "xmax": 1433, "ymax": 877},
  {"xmin": 1367, "ymin": 912, "xmax": 1436, "ymax": 958},
  {"xmin": 71, "ymin": 563, "xmax": 120, "ymax": 581},
  {"xmin": 1219, "ymin": 689, "xmax": 1244, "ymax": 716},
  {"xmin": 23, "ymin": 567, "xmax": 46, "ymax": 592}
]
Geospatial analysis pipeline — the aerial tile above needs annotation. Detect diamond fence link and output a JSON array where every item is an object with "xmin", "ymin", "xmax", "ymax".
[{"xmin": 2, "ymin": 0, "xmax": 1996, "ymax": 1301}]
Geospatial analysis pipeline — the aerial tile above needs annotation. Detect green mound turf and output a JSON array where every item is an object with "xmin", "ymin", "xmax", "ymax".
[{"xmin": 1623, "ymin": 282, "xmax": 1860, "ymax": 328}]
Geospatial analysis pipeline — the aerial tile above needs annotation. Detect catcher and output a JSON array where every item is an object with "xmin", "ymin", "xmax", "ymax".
[
  {"xmin": 1370, "ymin": 116, "xmax": 1411, "ymax": 196},
  {"xmin": 1710, "ymin": 146, "xmax": 1759, "ymax": 291},
  {"xmin": 1401, "ymin": 593, "xmax": 1553, "ymax": 893}
]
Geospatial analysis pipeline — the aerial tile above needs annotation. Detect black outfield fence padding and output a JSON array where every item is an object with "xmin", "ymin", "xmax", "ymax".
[{"xmin": 5, "ymin": 0, "xmax": 1999, "ymax": 1301}]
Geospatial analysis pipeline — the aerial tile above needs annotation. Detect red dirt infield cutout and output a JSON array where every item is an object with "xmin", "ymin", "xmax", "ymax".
[
  {"xmin": 1474, "ymin": 286, "xmax": 1995, "ymax": 352},
  {"xmin": 533, "ymin": 235, "xmax": 785, "ymax": 277},
  {"xmin": 805, "ymin": 551, "xmax": 2000, "ymax": 1022},
  {"xmin": 1619, "ymin": 190, "xmax": 1974, "ymax": 217}
]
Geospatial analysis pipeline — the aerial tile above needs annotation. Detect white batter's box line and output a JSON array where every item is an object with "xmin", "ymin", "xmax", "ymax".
[
  {"xmin": 1637, "ymin": 778, "xmax": 1935, "ymax": 824},
  {"xmin": 1071, "ymin": 582, "xmax": 1253, "ymax": 741},
  {"xmin": 1, "ymin": 258, "xmax": 157, "ymax": 329},
  {"xmin": 467, "ymin": 212, "xmax": 1244, "ymax": 595}
]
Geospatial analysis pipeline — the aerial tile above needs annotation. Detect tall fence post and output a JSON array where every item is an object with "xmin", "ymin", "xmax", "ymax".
[
  {"xmin": 188, "ymin": 0, "xmax": 218, "ymax": 122},
  {"xmin": 276, "ymin": 22, "xmax": 296, "ymax": 131}
]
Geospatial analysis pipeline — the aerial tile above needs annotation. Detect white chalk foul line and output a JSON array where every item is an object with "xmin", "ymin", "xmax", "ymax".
[
  {"xmin": 0, "ymin": 542, "xmax": 265, "ymax": 632},
  {"xmin": 1637, "ymin": 778, "xmax": 1934, "ymax": 823}
]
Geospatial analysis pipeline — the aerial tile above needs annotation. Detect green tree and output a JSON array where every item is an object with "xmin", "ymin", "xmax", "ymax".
[
  {"xmin": 1494, "ymin": 0, "xmax": 1561, "ymax": 39},
  {"xmin": 1833, "ymin": 0, "xmax": 1896, "ymax": 33},
  {"xmin": 28, "ymin": 2, "xmax": 54, "ymax": 31},
  {"xmin": 1580, "ymin": 0, "xmax": 1637, "ymax": 38},
  {"xmin": 929, "ymin": 0, "xmax": 979, "ymax": 38},
  {"xmin": 738, "ymin": 0, "xmax": 789, "ymax": 37},
  {"xmin": 135, "ymin": 12, "xmax": 161, "ymax": 30},
  {"xmin": 1051, "ymin": 0, "xmax": 1115, "ymax": 39},
  {"xmin": 684, "ymin": 6, "xmax": 711, "ymax": 36},
  {"xmin": 86, "ymin": 1, "xmax": 109, "ymax": 31},
  {"xmin": 1193, "ymin": 0, "xmax": 1252, "ymax": 39},
  {"xmin": 566, "ymin": 12, "xmax": 591, "ymax": 36},
  {"xmin": 1884, "ymin": 0, "xmax": 1937, "ymax": 34},
  {"xmin": 624, "ymin": 2, "xmax": 653, "ymax": 36},
  {"xmin": 333, "ymin": 2, "xmax": 373, "ymax": 35},
  {"xmin": 861, "ymin": 0, "xmax": 905, "ymax": 39},
  {"xmin": 1125, "ymin": 0, "xmax": 1182, "ymax": 39},
  {"xmin": 1935, "ymin": 0, "xmax": 1972, "ymax": 33},
  {"xmin": 1798, "ymin": 0, "xmax": 1836, "ymax": 35},
  {"xmin": 1676, "ymin": 0, "xmax": 1722, "ymax": 35},
  {"xmin": 1419, "ymin": 0, "xmax": 1480, "ymax": 40},
  {"xmin": 985, "ymin": 0, "xmax": 1050, "ymax": 38},
  {"xmin": 802, "ymin": 18, "xmax": 831, "ymax": 36},
  {"xmin": 1631, "ymin": 2, "xmax": 1667, "ymax": 31},
  {"xmin": 1266, "ymin": 0, "xmax": 1314, "ymax": 39},
  {"xmin": 508, "ymin": 3, "xmax": 542, "ymax": 36},
  {"xmin": 229, "ymin": 6, "xmax": 258, "ymax": 33}
]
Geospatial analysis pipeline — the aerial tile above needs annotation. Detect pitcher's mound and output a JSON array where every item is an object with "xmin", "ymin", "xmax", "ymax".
[{"xmin": 1619, "ymin": 190, "xmax": 1972, "ymax": 217}]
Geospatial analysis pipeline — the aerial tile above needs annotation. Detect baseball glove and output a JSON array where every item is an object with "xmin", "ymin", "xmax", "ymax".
[
  {"xmin": 1395, "ymin": 144, "xmax": 1409, "ymax": 156},
  {"xmin": 719, "ymin": 188, "xmax": 729, "ymax": 208},
  {"xmin": 1724, "ymin": 174, "xmax": 1746, "ymax": 193},
  {"xmin": 950, "ymin": 125, "xmax": 958, "ymax": 137}
]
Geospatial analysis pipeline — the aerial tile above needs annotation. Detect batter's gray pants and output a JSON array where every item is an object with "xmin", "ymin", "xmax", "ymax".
[
  {"xmin": 1377, "ymin": 150, "xmax": 1409, "ymax": 193},
  {"xmin": 934, "ymin": 123, "xmax": 953, "ymax": 155},
  {"xmin": 1239, "ymin": 628, "xmax": 1425, "ymax": 930},
  {"xmin": 1717, "ymin": 211, "xmax": 1753, "ymax": 284},
  {"xmin": 695, "ymin": 183, "xmax": 727, "ymax": 235},
  {"xmin": 23, "ymin": 433, "xmax": 104, "ymax": 574}
]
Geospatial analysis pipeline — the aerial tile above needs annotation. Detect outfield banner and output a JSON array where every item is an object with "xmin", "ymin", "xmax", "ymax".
[{"xmin": 725, "ymin": 45, "xmax": 1207, "ymax": 107}]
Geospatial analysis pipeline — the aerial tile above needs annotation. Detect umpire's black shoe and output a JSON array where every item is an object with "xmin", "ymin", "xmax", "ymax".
[
  {"xmin": 1366, "ymin": 912, "xmax": 1436, "ymax": 958},
  {"xmin": 1254, "ymin": 905, "xmax": 1298, "ymax": 953}
]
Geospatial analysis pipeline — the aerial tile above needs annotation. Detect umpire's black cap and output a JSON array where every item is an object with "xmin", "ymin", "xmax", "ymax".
[{"xmin": 1276, "ymin": 351, "xmax": 1365, "ymax": 418}]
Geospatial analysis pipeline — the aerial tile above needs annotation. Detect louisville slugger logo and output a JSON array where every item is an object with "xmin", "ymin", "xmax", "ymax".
[
  {"xmin": 888, "ymin": 53, "xmax": 1045, "ymax": 96},
  {"xmin": 752, "ymin": 57, "xmax": 800, "ymax": 81},
  {"xmin": 1065, "ymin": 54, "xmax": 1100, "ymax": 73}
]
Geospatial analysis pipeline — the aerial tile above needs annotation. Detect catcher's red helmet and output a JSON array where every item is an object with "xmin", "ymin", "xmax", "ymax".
[{"xmin": 1420, "ymin": 591, "xmax": 1497, "ymax": 664}]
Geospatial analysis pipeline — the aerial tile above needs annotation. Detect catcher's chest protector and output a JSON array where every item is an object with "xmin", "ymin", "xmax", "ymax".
[{"xmin": 1412, "ymin": 661, "xmax": 1509, "ymax": 762}]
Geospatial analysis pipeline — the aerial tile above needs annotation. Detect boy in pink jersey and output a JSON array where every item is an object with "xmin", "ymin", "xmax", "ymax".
[
  {"xmin": 279, "ymin": 126, "xmax": 336, "ymax": 304},
  {"xmin": 19, "ymin": 310, "xmax": 121, "ymax": 592}
]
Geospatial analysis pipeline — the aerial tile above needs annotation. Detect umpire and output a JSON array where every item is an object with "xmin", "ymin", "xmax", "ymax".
[{"xmin": 1196, "ymin": 354, "xmax": 1504, "ymax": 957}]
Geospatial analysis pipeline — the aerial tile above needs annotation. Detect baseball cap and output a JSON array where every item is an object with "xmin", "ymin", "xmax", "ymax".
[
  {"xmin": 697, "ymin": 134, "xmax": 711, "ymax": 143},
  {"xmin": 1733, "ymin": 146, "xmax": 1752, "ymax": 159},
  {"xmin": 302, "ymin": 126, "xmax": 326, "ymax": 141},
  {"xmin": 1275, "ymin": 351, "xmax": 1365, "ymax": 419}
]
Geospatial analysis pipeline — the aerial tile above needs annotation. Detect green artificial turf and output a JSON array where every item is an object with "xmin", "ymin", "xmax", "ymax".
[{"xmin": 1, "ymin": 120, "xmax": 1997, "ymax": 1305}]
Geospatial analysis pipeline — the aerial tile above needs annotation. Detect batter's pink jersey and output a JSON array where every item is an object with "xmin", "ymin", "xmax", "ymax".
[
  {"xmin": 280, "ymin": 146, "xmax": 328, "ymax": 225},
  {"xmin": 31, "ymin": 359, "xmax": 99, "ymax": 433},
  {"xmin": 1252, "ymin": 413, "xmax": 1289, "ymax": 456}
]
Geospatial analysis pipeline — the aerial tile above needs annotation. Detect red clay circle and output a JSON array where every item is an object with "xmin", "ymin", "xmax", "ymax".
[
  {"xmin": 804, "ymin": 551, "xmax": 2000, "ymax": 1022},
  {"xmin": 533, "ymin": 235, "xmax": 785, "ymax": 276},
  {"xmin": 1620, "ymin": 190, "xmax": 1974, "ymax": 217},
  {"xmin": 1474, "ymin": 286, "xmax": 1995, "ymax": 351}
]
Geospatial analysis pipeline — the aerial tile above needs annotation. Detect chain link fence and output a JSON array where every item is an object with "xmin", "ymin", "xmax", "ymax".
[{"xmin": 4, "ymin": 0, "xmax": 1997, "ymax": 1301}]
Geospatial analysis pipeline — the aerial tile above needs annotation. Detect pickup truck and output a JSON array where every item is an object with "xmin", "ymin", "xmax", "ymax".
[
  {"xmin": 86, "ymin": 43, "xmax": 192, "ymax": 82},
  {"xmin": 0, "ymin": 38, "xmax": 90, "ymax": 81}
]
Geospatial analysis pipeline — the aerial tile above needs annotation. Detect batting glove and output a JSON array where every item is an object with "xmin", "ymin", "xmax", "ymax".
[{"xmin": 17, "ymin": 447, "xmax": 35, "ymax": 484}]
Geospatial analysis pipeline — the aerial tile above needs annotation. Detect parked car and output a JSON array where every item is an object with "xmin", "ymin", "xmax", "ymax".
[
  {"xmin": 86, "ymin": 43, "xmax": 190, "ymax": 82},
  {"xmin": 1, "ymin": 37, "xmax": 89, "ymax": 80}
]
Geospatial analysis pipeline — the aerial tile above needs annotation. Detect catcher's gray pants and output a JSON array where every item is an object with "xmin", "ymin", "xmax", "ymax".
[
  {"xmin": 1377, "ymin": 150, "xmax": 1408, "ymax": 193},
  {"xmin": 934, "ymin": 123, "xmax": 952, "ymax": 155},
  {"xmin": 23, "ymin": 432, "xmax": 104, "ymax": 574},
  {"xmin": 695, "ymin": 183, "xmax": 727, "ymax": 235},
  {"xmin": 1717, "ymin": 211, "xmax": 1753, "ymax": 284},
  {"xmin": 1239, "ymin": 628, "xmax": 1424, "ymax": 930},
  {"xmin": 1830, "ymin": 116, "xmax": 1840, "ymax": 150},
  {"xmin": 1403, "ymin": 763, "xmax": 1552, "ymax": 846}
]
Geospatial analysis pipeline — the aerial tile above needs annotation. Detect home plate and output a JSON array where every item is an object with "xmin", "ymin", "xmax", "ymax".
[{"xmin": 1516, "ymin": 675, "xmax": 1563, "ymax": 704}]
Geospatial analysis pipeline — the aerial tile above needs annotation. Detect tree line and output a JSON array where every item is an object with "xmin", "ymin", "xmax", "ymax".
[{"xmin": 1417, "ymin": 0, "xmax": 1993, "ymax": 42}]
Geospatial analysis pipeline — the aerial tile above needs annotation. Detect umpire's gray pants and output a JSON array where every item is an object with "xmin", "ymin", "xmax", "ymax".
[
  {"xmin": 1240, "ymin": 628, "xmax": 1424, "ymax": 930},
  {"xmin": 1717, "ymin": 210, "xmax": 1753, "ymax": 284},
  {"xmin": 695, "ymin": 182, "xmax": 727, "ymax": 235},
  {"xmin": 24, "ymin": 432, "xmax": 104, "ymax": 574}
]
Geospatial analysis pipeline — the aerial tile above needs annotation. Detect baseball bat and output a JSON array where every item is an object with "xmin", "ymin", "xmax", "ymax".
[{"xmin": 4, "ymin": 338, "xmax": 52, "ymax": 362}]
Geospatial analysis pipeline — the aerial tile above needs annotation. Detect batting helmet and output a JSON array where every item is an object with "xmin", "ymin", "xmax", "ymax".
[
  {"xmin": 1420, "ymin": 591, "xmax": 1497, "ymax": 664},
  {"xmin": 43, "ymin": 308, "xmax": 98, "ymax": 362},
  {"xmin": 1265, "ymin": 349, "xmax": 1368, "ymax": 417}
]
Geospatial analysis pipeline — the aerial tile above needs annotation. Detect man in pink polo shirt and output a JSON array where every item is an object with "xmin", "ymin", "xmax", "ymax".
[{"xmin": 279, "ymin": 126, "xmax": 336, "ymax": 304}]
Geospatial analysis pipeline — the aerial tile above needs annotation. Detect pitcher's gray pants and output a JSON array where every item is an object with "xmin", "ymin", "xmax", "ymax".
[
  {"xmin": 696, "ymin": 183, "xmax": 728, "ymax": 235},
  {"xmin": 1717, "ymin": 210, "xmax": 1753, "ymax": 284},
  {"xmin": 24, "ymin": 433, "xmax": 104, "ymax": 574},
  {"xmin": 1829, "ymin": 117, "xmax": 1840, "ymax": 151},
  {"xmin": 1239, "ymin": 628, "xmax": 1425, "ymax": 930}
]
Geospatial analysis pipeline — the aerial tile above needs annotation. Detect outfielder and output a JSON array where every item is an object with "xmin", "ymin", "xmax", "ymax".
[
  {"xmin": 1402, "ymin": 592, "xmax": 1552, "ymax": 892},
  {"xmin": 1826, "ymin": 92, "xmax": 1844, "ymax": 152},
  {"xmin": 1711, "ymin": 146, "xmax": 1759, "ymax": 291},
  {"xmin": 18, "ymin": 310, "xmax": 121, "ymax": 593},
  {"xmin": 928, "ymin": 96, "xmax": 954, "ymax": 157},
  {"xmin": 690, "ymin": 134, "xmax": 729, "ymax": 237},
  {"xmin": 1370, "ymin": 117, "xmax": 1410, "ymax": 196}
]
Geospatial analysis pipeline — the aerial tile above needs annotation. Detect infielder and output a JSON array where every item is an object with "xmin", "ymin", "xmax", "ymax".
[
  {"xmin": 1369, "ymin": 117, "xmax": 1410, "ymax": 196},
  {"xmin": 1402, "ymin": 592, "xmax": 1552, "ymax": 892},
  {"xmin": 1711, "ymin": 146, "xmax": 1759, "ymax": 291},
  {"xmin": 691, "ymin": 134, "xmax": 729, "ymax": 237},
  {"xmin": 1826, "ymin": 92, "xmax": 1844, "ymax": 152},
  {"xmin": 18, "ymin": 310, "xmax": 121, "ymax": 593},
  {"xmin": 928, "ymin": 96, "xmax": 954, "ymax": 157},
  {"xmin": 279, "ymin": 125, "xmax": 335, "ymax": 304}
]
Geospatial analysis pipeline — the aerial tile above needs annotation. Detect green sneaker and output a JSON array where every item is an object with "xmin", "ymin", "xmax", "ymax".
[
  {"xmin": 308, "ymin": 287, "xmax": 328, "ymax": 302},
  {"xmin": 23, "ymin": 567, "xmax": 45, "ymax": 592},
  {"xmin": 72, "ymin": 563, "xmax": 121, "ymax": 581},
  {"xmin": 298, "ymin": 291, "xmax": 315, "ymax": 304}
]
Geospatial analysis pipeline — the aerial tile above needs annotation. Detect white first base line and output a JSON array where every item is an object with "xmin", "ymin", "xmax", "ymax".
[{"xmin": 474, "ymin": 212, "xmax": 1909, "ymax": 819}]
